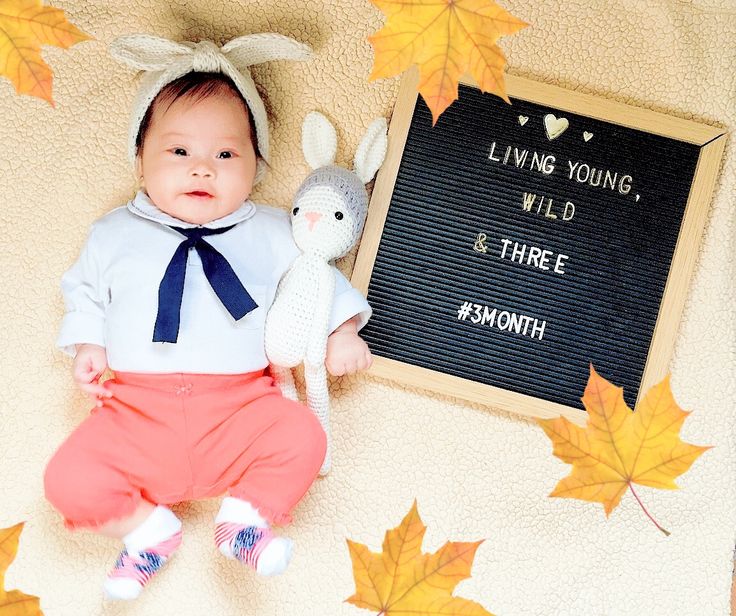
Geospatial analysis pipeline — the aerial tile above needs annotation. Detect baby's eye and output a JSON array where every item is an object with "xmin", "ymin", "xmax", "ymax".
[
  {"xmin": 334, "ymin": 211, "xmax": 344, "ymax": 220},
  {"xmin": 292, "ymin": 207, "xmax": 300, "ymax": 216},
  {"xmin": 217, "ymin": 151, "xmax": 233, "ymax": 159},
  {"xmin": 172, "ymin": 148, "xmax": 187, "ymax": 156}
]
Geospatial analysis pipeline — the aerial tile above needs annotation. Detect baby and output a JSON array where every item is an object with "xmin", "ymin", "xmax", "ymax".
[{"xmin": 43, "ymin": 33, "xmax": 373, "ymax": 600}]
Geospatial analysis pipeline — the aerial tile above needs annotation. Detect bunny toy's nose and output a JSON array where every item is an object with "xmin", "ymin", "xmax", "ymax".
[{"xmin": 305, "ymin": 211, "xmax": 322, "ymax": 231}]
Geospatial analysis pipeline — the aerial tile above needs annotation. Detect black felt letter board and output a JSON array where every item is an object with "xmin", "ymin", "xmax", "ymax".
[{"xmin": 359, "ymin": 84, "xmax": 703, "ymax": 411}]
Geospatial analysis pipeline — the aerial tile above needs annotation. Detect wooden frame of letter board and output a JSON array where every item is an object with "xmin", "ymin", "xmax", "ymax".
[{"xmin": 352, "ymin": 67, "xmax": 726, "ymax": 426}]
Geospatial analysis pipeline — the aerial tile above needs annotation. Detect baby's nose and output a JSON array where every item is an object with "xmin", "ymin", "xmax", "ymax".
[
  {"xmin": 190, "ymin": 161, "xmax": 214, "ymax": 177},
  {"xmin": 305, "ymin": 211, "xmax": 322, "ymax": 230}
]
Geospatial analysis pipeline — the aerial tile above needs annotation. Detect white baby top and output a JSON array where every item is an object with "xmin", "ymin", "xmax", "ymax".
[{"xmin": 56, "ymin": 190, "xmax": 372, "ymax": 374}]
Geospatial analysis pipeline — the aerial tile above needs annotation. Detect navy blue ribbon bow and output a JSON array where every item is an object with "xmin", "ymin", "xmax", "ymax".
[{"xmin": 153, "ymin": 224, "xmax": 258, "ymax": 343}]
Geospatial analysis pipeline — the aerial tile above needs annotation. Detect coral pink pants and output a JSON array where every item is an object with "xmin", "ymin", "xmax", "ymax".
[{"xmin": 44, "ymin": 370, "xmax": 326, "ymax": 530}]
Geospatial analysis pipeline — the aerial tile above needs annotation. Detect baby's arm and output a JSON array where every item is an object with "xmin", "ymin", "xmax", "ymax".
[
  {"xmin": 324, "ymin": 268, "xmax": 373, "ymax": 376},
  {"xmin": 57, "ymin": 225, "xmax": 112, "ymax": 405},
  {"xmin": 73, "ymin": 344, "xmax": 112, "ymax": 407},
  {"xmin": 325, "ymin": 315, "xmax": 373, "ymax": 376}
]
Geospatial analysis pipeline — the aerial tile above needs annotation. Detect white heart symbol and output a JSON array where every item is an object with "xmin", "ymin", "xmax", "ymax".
[
  {"xmin": 583, "ymin": 131, "xmax": 594, "ymax": 142},
  {"xmin": 518, "ymin": 115, "xmax": 528, "ymax": 126},
  {"xmin": 544, "ymin": 114, "xmax": 569, "ymax": 140}
]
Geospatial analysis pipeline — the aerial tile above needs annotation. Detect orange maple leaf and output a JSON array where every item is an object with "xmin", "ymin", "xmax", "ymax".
[
  {"xmin": 0, "ymin": 522, "xmax": 43, "ymax": 615},
  {"xmin": 346, "ymin": 501, "xmax": 493, "ymax": 616},
  {"xmin": 537, "ymin": 365, "xmax": 711, "ymax": 536},
  {"xmin": 0, "ymin": 0, "xmax": 92, "ymax": 106},
  {"xmin": 368, "ymin": 0, "xmax": 527, "ymax": 124}
]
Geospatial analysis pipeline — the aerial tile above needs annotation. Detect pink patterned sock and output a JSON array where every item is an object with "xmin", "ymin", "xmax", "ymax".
[
  {"xmin": 104, "ymin": 530, "xmax": 182, "ymax": 600},
  {"xmin": 215, "ymin": 522, "xmax": 292, "ymax": 575}
]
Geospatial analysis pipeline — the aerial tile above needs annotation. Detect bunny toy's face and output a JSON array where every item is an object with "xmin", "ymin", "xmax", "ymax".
[{"xmin": 291, "ymin": 185, "xmax": 357, "ymax": 259}]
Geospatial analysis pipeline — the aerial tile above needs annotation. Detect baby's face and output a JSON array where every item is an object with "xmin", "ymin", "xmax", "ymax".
[{"xmin": 137, "ymin": 93, "xmax": 257, "ymax": 225}]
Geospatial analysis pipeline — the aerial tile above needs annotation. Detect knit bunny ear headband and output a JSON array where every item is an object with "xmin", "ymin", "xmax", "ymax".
[{"xmin": 108, "ymin": 33, "xmax": 312, "ymax": 184}]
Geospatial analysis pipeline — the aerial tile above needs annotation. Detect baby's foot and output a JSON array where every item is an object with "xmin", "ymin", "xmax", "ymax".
[
  {"xmin": 103, "ymin": 530, "xmax": 182, "ymax": 600},
  {"xmin": 215, "ymin": 522, "xmax": 293, "ymax": 576}
]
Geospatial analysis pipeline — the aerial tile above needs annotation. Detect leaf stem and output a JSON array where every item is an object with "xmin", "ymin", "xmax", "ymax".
[{"xmin": 628, "ymin": 482, "xmax": 670, "ymax": 536}]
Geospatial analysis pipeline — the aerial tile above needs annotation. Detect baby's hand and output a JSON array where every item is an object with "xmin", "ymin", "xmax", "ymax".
[
  {"xmin": 73, "ymin": 343, "xmax": 112, "ymax": 407},
  {"xmin": 325, "ymin": 318, "xmax": 373, "ymax": 376}
]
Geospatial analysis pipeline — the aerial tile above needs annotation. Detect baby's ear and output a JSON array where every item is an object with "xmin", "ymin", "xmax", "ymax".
[
  {"xmin": 134, "ymin": 156, "xmax": 143, "ymax": 183},
  {"xmin": 302, "ymin": 112, "xmax": 337, "ymax": 170}
]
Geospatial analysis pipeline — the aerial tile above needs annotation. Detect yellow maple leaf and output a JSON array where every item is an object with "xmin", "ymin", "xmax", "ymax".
[
  {"xmin": 0, "ymin": 522, "xmax": 43, "ymax": 615},
  {"xmin": 368, "ymin": 0, "xmax": 527, "ymax": 124},
  {"xmin": 0, "ymin": 0, "xmax": 92, "ymax": 105},
  {"xmin": 346, "ymin": 501, "xmax": 493, "ymax": 615},
  {"xmin": 537, "ymin": 365, "xmax": 711, "ymax": 536}
]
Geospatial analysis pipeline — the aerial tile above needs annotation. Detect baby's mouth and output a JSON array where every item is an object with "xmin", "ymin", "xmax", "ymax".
[{"xmin": 186, "ymin": 191, "xmax": 213, "ymax": 199}]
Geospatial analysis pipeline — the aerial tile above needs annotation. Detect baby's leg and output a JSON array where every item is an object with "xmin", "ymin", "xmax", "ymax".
[
  {"xmin": 102, "ymin": 505, "xmax": 182, "ymax": 600},
  {"xmin": 215, "ymin": 497, "xmax": 293, "ymax": 576},
  {"xmin": 44, "ymin": 408, "xmax": 155, "ymax": 533},
  {"xmin": 197, "ymin": 382, "xmax": 327, "ymax": 575},
  {"xmin": 98, "ymin": 501, "xmax": 156, "ymax": 539},
  {"xmin": 44, "ymin": 380, "xmax": 188, "ymax": 600}
]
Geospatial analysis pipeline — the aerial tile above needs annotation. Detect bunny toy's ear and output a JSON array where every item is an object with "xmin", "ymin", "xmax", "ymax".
[
  {"xmin": 354, "ymin": 117, "xmax": 388, "ymax": 184},
  {"xmin": 302, "ymin": 112, "xmax": 337, "ymax": 170}
]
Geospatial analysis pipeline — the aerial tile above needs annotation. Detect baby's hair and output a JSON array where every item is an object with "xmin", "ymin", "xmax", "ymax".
[{"xmin": 135, "ymin": 71, "xmax": 262, "ymax": 159}]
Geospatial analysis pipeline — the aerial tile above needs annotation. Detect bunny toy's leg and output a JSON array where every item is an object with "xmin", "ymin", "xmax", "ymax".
[
  {"xmin": 303, "ymin": 267, "xmax": 335, "ymax": 475},
  {"xmin": 270, "ymin": 364, "xmax": 299, "ymax": 401},
  {"xmin": 304, "ymin": 361, "xmax": 331, "ymax": 475}
]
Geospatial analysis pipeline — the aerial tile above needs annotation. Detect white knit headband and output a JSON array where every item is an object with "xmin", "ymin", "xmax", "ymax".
[{"xmin": 108, "ymin": 33, "xmax": 313, "ymax": 184}]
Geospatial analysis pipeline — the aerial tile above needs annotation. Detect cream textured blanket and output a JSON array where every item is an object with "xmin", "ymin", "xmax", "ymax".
[{"xmin": 1, "ymin": 1, "xmax": 733, "ymax": 614}]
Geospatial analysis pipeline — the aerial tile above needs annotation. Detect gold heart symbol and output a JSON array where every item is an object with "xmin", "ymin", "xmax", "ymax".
[
  {"xmin": 518, "ymin": 115, "xmax": 529, "ymax": 126},
  {"xmin": 583, "ymin": 131, "xmax": 594, "ymax": 142},
  {"xmin": 544, "ymin": 114, "xmax": 569, "ymax": 140}
]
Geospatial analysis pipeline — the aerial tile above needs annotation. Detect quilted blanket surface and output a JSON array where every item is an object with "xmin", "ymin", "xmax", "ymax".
[{"xmin": 0, "ymin": 1, "xmax": 733, "ymax": 614}]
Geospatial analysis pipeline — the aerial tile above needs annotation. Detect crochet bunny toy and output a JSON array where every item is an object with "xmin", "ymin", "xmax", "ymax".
[{"xmin": 264, "ymin": 112, "xmax": 388, "ymax": 475}]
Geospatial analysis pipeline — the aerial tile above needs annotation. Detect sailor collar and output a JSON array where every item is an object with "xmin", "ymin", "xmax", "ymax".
[{"xmin": 127, "ymin": 189, "xmax": 257, "ymax": 229}]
